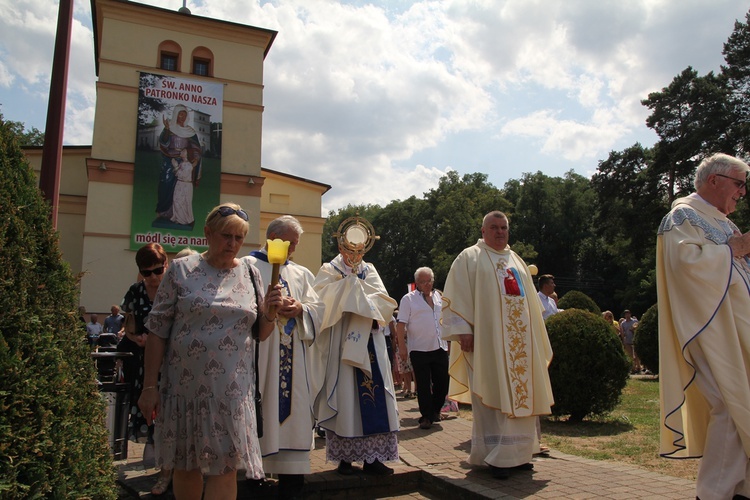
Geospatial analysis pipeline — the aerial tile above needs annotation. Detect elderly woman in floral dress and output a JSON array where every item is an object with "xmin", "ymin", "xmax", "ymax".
[{"xmin": 139, "ymin": 203, "xmax": 283, "ymax": 499}]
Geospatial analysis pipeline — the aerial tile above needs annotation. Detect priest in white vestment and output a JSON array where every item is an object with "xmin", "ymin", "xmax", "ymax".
[
  {"xmin": 657, "ymin": 153, "xmax": 750, "ymax": 500},
  {"xmin": 441, "ymin": 211, "xmax": 554, "ymax": 480},
  {"xmin": 311, "ymin": 245, "xmax": 399, "ymax": 476},
  {"xmin": 247, "ymin": 216, "xmax": 325, "ymax": 498}
]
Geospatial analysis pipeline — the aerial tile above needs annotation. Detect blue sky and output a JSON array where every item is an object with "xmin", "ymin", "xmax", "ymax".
[{"xmin": 1, "ymin": 0, "xmax": 748, "ymax": 214}]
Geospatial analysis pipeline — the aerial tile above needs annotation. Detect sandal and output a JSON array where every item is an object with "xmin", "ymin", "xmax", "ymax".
[{"xmin": 151, "ymin": 473, "xmax": 172, "ymax": 496}]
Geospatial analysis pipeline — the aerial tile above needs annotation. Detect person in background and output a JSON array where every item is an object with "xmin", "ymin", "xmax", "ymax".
[
  {"xmin": 441, "ymin": 211, "xmax": 554, "ymax": 480},
  {"xmin": 103, "ymin": 305, "xmax": 124, "ymax": 336},
  {"xmin": 602, "ymin": 311, "xmax": 621, "ymax": 338},
  {"xmin": 537, "ymin": 275, "xmax": 563, "ymax": 320},
  {"xmin": 396, "ymin": 267, "xmax": 449, "ymax": 430},
  {"xmin": 247, "ymin": 215, "xmax": 325, "ymax": 499},
  {"xmin": 620, "ymin": 310, "xmax": 640, "ymax": 373},
  {"xmin": 119, "ymin": 242, "xmax": 172, "ymax": 496},
  {"xmin": 311, "ymin": 228, "xmax": 399, "ymax": 476},
  {"xmin": 385, "ymin": 312, "xmax": 397, "ymax": 387},
  {"xmin": 657, "ymin": 153, "xmax": 750, "ymax": 500},
  {"xmin": 86, "ymin": 313, "xmax": 102, "ymax": 348},
  {"xmin": 139, "ymin": 203, "xmax": 282, "ymax": 500}
]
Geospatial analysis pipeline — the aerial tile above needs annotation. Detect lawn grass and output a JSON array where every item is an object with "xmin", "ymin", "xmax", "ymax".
[
  {"xmin": 542, "ymin": 377, "xmax": 697, "ymax": 480},
  {"xmin": 459, "ymin": 377, "xmax": 698, "ymax": 480}
]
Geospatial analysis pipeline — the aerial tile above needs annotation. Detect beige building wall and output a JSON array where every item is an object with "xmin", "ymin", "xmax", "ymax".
[{"xmin": 23, "ymin": 0, "xmax": 329, "ymax": 315}]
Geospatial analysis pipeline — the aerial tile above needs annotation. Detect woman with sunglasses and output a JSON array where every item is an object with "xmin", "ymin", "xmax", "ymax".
[
  {"xmin": 119, "ymin": 242, "xmax": 173, "ymax": 494},
  {"xmin": 138, "ymin": 203, "xmax": 282, "ymax": 500}
]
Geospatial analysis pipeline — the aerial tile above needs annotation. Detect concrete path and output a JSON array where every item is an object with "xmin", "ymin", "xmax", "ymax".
[{"xmin": 117, "ymin": 394, "xmax": 696, "ymax": 499}]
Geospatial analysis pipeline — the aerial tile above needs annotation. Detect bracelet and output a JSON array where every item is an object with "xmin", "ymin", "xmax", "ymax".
[
  {"xmin": 263, "ymin": 312, "xmax": 276, "ymax": 322},
  {"xmin": 142, "ymin": 386, "xmax": 158, "ymax": 391}
]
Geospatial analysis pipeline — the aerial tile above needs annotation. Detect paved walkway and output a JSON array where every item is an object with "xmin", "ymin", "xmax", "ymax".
[{"xmin": 117, "ymin": 394, "xmax": 696, "ymax": 499}]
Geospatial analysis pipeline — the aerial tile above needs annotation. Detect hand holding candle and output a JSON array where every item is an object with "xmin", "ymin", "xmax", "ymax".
[{"xmin": 266, "ymin": 238, "xmax": 290, "ymax": 317}]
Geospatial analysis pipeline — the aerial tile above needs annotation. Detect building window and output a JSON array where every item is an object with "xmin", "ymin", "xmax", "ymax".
[
  {"xmin": 157, "ymin": 41, "xmax": 182, "ymax": 72},
  {"xmin": 191, "ymin": 47, "xmax": 214, "ymax": 77},
  {"xmin": 193, "ymin": 58, "xmax": 210, "ymax": 76},
  {"xmin": 160, "ymin": 52, "xmax": 178, "ymax": 72}
]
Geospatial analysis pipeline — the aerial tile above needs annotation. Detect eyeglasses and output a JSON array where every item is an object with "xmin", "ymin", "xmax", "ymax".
[
  {"xmin": 140, "ymin": 266, "xmax": 165, "ymax": 277},
  {"xmin": 715, "ymin": 173, "xmax": 747, "ymax": 190},
  {"xmin": 214, "ymin": 206, "xmax": 249, "ymax": 221}
]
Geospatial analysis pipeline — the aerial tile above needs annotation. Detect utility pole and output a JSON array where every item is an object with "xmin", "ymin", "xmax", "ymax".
[{"xmin": 39, "ymin": 0, "xmax": 73, "ymax": 228}]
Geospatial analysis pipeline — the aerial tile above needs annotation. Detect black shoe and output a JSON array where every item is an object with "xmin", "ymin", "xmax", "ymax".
[
  {"xmin": 432, "ymin": 413, "xmax": 442, "ymax": 423},
  {"xmin": 490, "ymin": 466, "xmax": 510, "ymax": 480},
  {"xmin": 514, "ymin": 463, "xmax": 534, "ymax": 471},
  {"xmin": 418, "ymin": 416, "xmax": 432, "ymax": 429},
  {"xmin": 246, "ymin": 478, "xmax": 271, "ymax": 493},
  {"xmin": 363, "ymin": 459, "xmax": 393, "ymax": 476},
  {"xmin": 278, "ymin": 474, "xmax": 304, "ymax": 499},
  {"xmin": 337, "ymin": 460, "xmax": 356, "ymax": 475}
]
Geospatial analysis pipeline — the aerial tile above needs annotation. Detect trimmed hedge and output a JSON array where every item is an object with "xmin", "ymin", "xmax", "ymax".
[
  {"xmin": 546, "ymin": 309, "xmax": 631, "ymax": 421},
  {"xmin": 0, "ymin": 118, "xmax": 116, "ymax": 498},
  {"xmin": 634, "ymin": 304, "xmax": 659, "ymax": 374},
  {"xmin": 557, "ymin": 290, "xmax": 601, "ymax": 315}
]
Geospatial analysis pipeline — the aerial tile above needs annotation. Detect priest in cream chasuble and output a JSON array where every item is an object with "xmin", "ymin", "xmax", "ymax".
[
  {"xmin": 657, "ymin": 153, "xmax": 750, "ymax": 500},
  {"xmin": 441, "ymin": 211, "xmax": 553, "ymax": 476}
]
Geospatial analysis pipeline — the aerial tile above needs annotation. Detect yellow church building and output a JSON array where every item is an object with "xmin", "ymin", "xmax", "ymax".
[{"xmin": 24, "ymin": 0, "xmax": 329, "ymax": 316}]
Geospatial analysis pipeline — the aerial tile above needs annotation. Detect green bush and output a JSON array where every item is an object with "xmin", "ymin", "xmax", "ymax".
[
  {"xmin": 557, "ymin": 290, "xmax": 601, "ymax": 315},
  {"xmin": 634, "ymin": 304, "xmax": 659, "ymax": 374},
  {"xmin": 0, "ymin": 117, "xmax": 116, "ymax": 498},
  {"xmin": 546, "ymin": 309, "xmax": 631, "ymax": 421}
]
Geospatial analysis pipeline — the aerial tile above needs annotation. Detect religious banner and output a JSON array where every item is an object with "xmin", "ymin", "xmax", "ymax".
[{"xmin": 130, "ymin": 72, "xmax": 223, "ymax": 251}]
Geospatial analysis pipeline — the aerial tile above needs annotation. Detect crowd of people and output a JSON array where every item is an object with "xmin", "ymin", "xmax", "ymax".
[{"xmin": 81, "ymin": 153, "xmax": 750, "ymax": 500}]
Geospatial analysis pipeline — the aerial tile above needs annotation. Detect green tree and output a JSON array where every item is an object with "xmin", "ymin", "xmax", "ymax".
[
  {"xmin": 0, "ymin": 110, "xmax": 44, "ymax": 146},
  {"xmin": 722, "ymin": 10, "xmax": 750, "ymax": 156},
  {"xmin": 372, "ymin": 196, "xmax": 433, "ymax": 297},
  {"xmin": 588, "ymin": 145, "xmax": 664, "ymax": 313},
  {"xmin": 642, "ymin": 68, "xmax": 732, "ymax": 203},
  {"xmin": 424, "ymin": 171, "xmax": 511, "ymax": 287},
  {"xmin": 504, "ymin": 171, "xmax": 595, "ymax": 298},
  {"xmin": 0, "ymin": 115, "xmax": 116, "ymax": 497}
]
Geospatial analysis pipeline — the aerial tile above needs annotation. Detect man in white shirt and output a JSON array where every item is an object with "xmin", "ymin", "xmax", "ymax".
[
  {"xmin": 397, "ymin": 267, "xmax": 449, "ymax": 430},
  {"xmin": 537, "ymin": 274, "xmax": 563, "ymax": 320}
]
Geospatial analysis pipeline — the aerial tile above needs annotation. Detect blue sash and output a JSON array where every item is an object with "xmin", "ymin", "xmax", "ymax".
[{"xmin": 355, "ymin": 335, "xmax": 389, "ymax": 435}]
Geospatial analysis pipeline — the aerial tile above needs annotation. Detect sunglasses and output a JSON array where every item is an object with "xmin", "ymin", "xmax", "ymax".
[
  {"xmin": 215, "ymin": 206, "xmax": 249, "ymax": 221},
  {"xmin": 140, "ymin": 266, "xmax": 165, "ymax": 277}
]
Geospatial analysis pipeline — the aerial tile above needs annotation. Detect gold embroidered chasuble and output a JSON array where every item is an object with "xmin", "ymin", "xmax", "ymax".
[
  {"xmin": 657, "ymin": 195, "xmax": 750, "ymax": 458},
  {"xmin": 441, "ymin": 240, "xmax": 553, "ymax": 417}
]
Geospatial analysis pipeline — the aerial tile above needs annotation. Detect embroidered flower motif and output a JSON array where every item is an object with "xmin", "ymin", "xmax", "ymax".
[
  {"xmin": 503, "ymin": 296, "xmax": 530, "ymax": 412},
  {"xmin": 346, "ymin": 331, "xmax": 361, "ymax": 343}
]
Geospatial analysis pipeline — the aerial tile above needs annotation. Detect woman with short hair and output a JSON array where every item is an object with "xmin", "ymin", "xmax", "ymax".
[{"xmin": 138, "ymin": 203, "xmax": 282, "ymax": 499}]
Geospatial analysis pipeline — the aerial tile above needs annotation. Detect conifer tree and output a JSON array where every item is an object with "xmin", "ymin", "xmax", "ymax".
[{"xmin": 0, "ymin": 115, "xmax": 116, "ymax": 498}]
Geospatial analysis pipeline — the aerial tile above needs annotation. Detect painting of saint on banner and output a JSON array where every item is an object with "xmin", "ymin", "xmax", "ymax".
[{"xmin": 130, "ymin": 72, "xmax": 223, "ymax": 251}]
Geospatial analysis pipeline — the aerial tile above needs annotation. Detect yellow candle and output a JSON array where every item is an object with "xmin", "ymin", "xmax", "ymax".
[{"xmin": 267, "ymin": 238, "xmax": 290, "ymax": 264}]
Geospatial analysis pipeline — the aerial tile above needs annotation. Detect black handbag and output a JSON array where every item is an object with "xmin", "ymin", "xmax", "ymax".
[{"xmin": 248, "ymin": 265, "xmax": 264, "ymax": 439}]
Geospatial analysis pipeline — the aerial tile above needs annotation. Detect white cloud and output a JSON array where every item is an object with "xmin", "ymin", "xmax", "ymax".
[{"xmin": 1, "ymin": 0, "xmax": 748, "ymax": 212}]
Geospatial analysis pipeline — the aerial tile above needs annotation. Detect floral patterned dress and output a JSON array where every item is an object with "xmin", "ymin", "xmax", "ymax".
[{"xmin": 145, "ymin": 253, "xmax": 265, "ymax": 477}]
